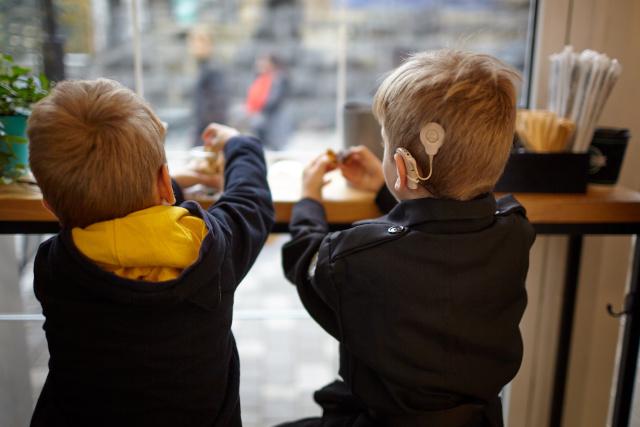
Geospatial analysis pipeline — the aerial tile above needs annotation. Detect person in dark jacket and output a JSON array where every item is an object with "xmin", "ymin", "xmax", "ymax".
[
  {"xmin": 278, "ymin": 50, "xmax": 536, "ymax": 427},
  {"xmin": 26, "ymin": 79, "xmax": 274, "ymax": 427},
  {"xmin": 188, "ymin": 26, "xmax": 229, "ymax": 146}
]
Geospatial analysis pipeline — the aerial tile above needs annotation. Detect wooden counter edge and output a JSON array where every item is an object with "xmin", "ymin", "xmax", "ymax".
[{"xmin": 3, "ymin": 186, "xmax": 640, "ymax": 225}]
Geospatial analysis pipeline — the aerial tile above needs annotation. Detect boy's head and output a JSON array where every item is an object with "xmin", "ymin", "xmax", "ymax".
[
  {"xmin": 373, "ymin": 49, "xmax": 521, "ymax": 200},
  {"xmin": 28, "ymin": 78, "xmax": 168, "ymax": 228}
]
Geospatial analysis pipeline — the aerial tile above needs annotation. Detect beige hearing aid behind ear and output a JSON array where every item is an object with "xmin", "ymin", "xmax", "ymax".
[
  {"xmin": 395, "ymin": 147, "xmax": 421, "ymax": 190},
  {"xmin": 394, "ymin": 122, "xmax": 445, "ymax": 190}
]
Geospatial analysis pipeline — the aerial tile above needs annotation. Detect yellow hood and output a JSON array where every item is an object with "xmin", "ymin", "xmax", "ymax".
[{"xmin": 72, "ymin": 205, "xmax": 207, "ymax": 282}]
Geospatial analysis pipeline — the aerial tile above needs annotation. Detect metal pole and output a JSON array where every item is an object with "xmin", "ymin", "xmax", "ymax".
[
  {"xmin": 335, "ymin": 0, "xmax": 347, "ymax": 141},
  {"xmin": 611, "ymin": 235, "xmax": 640, "ymax": 427},
  {"xmin": 40, "ymin": 0, "xmax": 65, "ymax": 81},
  {"xmin": 131, "ymin": 0, "xmax": 144, "ymax": 97},
  {"xmin": 550, "ymin": 235, "xmax": 583, "ymax": 427}
]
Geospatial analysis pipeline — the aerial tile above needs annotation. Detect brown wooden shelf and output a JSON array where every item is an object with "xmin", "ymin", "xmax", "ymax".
[{"xmin": 2, "ymin": 180, "xmax": 640, "ymax": 226}]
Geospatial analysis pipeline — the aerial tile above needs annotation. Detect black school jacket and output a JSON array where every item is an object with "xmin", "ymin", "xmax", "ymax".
[
  {"xmin": 282, "ymin": 188, "xmax": 535, "ymax": 427},
  {"xmin": 30, "ymin": 136, "xmax": 274, "ymax": 427}
]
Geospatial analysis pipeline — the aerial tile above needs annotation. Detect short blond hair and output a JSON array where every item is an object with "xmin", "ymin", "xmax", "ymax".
[
  {"xmin": 373, "ymin": 50, "xmax": 520, "ymax": 200},
  {"xmin": 28, "ymin": 79, "xmax": 166, "ymax": 228}
]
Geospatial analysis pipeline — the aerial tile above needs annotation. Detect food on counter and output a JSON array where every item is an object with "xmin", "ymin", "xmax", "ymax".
[{"xmin": 192, "ymin": 146, "xmax": 224, "ymax": 176}]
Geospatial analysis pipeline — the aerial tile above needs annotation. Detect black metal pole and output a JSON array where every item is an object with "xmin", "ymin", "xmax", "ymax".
[
  {"xmin": 40, "ymin": 0, "xmax": 65, "ymax": 81},
  {"xmin": 611, "ymin": 235, "xmax": 640, "ymax": 427},
  {"xmin": 550, "ymin": 235, "xmax": 583, "ymax": 427}
]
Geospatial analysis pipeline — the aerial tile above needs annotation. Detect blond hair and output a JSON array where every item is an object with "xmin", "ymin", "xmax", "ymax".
[
  {"xmin": 373, "ymin": 50, "xmax": 520, "ymax": 200},
  {"xmin": 28, "ymin": 79, "xmax": 166, "ymax": 228}
]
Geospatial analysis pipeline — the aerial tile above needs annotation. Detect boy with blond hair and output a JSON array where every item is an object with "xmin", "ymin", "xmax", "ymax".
[
  {"xmin": 279, "ymin": 50, "xmax": 535, "ymax": 427},
  {"xmin": 27, "ymin": 78, "xmax": 274, "ymax": 426}
]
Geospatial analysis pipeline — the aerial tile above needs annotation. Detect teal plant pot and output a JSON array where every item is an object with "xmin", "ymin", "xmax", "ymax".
[{"xmin": 0, "ymin": 114, "xmax": 29, "ymax": 177}]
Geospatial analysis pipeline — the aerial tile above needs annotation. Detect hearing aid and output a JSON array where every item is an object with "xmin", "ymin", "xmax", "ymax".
[
  {"xmin": 395, "ymin": 122, "xmax": 445, "ymax": 190},
  {"xmin": 395, "ymin": 147, "xmax": 421, "ymax": 190},
  {"xmin": 420, "ymin": 122, "xmax": 445, "ymax": 156}
]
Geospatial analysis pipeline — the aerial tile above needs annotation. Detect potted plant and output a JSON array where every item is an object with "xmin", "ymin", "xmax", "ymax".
[{"xmin": 0, "ymin": 53, "xmax": 49, "ymax": 183}]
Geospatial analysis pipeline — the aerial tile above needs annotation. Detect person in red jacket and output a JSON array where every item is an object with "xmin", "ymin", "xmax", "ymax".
[{"xmin": 245, "ymin": 54, "xmax": 291, "ymax": 150}]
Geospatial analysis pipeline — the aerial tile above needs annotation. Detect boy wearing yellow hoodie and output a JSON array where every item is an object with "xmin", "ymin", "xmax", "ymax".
[{"xmin": 26, "ymin": 78, "xmax": 274, "ymax": 427}]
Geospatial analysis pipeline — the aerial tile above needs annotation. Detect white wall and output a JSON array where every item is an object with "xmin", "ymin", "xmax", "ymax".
[{"xmin": 509, "ymin": 0, "xmax": 640, "ymax": 426}]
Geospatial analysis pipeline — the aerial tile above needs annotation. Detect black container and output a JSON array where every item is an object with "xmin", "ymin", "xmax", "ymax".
[
  {"xmin": 495, "ymin": 151, "xmax": 590, "ymax": 193},
  {"xmin": 588, "ymin": 127, "xmax": 630, "ymax": 184}
]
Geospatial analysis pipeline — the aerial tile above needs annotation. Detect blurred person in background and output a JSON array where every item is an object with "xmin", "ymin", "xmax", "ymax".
[
  {"xmin": 245, "ymin": 53, "xmax": 291, "ymax": 150},
  {"xmin": 189, "ymin": 25, "xmax": 229, "ymax": 146}
]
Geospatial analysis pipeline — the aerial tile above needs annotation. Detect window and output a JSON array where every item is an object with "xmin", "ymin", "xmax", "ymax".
[{"xmin": 0, "ymin": 1, "xmax": 537, "ymax": 425}]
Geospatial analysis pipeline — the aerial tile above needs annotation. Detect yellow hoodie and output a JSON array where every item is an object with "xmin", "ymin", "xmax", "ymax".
[{"xmin": 72, "ymin": 205, "xmax": 207, "ymax": 282}]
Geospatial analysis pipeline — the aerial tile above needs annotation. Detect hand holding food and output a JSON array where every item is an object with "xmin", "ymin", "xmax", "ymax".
[
  {"xmin": 302, "ymin": 152, "xmax": 338, "ymax": 202},
  {"xmin": 325, "ymin": 148, "xmax": 353, "ymax": 167},
  {"xmin": 338, "ymin": 145, "xmax": 385, "ymax": 192},
  {"xmin": 201, "ymin": 123, "xmax": 240, "ymax": 152}
]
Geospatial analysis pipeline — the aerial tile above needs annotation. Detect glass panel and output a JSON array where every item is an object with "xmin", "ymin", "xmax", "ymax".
[
  {"xmin": 0, "ymin": 0, "xmax": 44, "ymax": 73},
  {"xmin": 0, "ymin": 319, "xmax": 46, "ymax": 426},
  {"xmin": 137, "ymin": 0, "xmax": 342, "ymax": 151},
  {"xmin": 1, "ymin": 1, "xmax": 535, "ymax": 424},
  {"xmin": 234, "ymin": 234, "xmax": 340, "ymax": 426},
  {"xmin": 344, "ymin": 0, "xmax": 533, "ymax": 105},
  {"xmin": 138, "ymin": 0, "xmax": 533, "ymax": 154},
  {"xmin": 1, "ymin": 0, "xmax": 534, "ymax": 151}
]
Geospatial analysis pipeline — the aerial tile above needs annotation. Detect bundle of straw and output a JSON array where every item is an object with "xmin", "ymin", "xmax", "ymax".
[
  {"xmin": 516, "ymin": 110, "xmax": 576, "ymax": 153},
  {"xmin": 548, "ymin": 46, "xmax": 622, "ymax": 152}
]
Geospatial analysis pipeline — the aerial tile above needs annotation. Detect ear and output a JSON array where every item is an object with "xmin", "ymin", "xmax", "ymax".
[
  {"xmin": 157, "ymin": 164, "xmax": 176, "ymax": 205},
  {"xmin": 393, "ymin": 152, "xmax": 408, "ymax": 192}
]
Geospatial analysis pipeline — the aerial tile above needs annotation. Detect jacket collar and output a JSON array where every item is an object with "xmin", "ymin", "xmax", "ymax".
[{"xmin": 384, "ymin": 193, "xmax": 497, "ymax": 227}]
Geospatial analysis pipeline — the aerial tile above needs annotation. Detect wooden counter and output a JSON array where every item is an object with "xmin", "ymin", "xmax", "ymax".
[
  {"xmin": 2, "ymin": 167, "xmax": 640, "ymax": 427},
  {"xmin": 2, "ymin": 174, "xmax": 640, "ymax": 226}
]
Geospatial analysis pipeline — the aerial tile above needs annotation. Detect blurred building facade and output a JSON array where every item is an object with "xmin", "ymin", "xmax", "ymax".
[{"xmin": 0, "ymin": 0, "xmax": 531, "ymax": 148}]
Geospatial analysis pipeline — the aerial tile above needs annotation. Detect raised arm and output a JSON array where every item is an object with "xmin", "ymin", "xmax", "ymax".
[
  {"xmin": 282, "ymin": 154, "xmax": 342, "ymax": 338},
  {"xmin": 202, "ymin": 124, "xmax": 275, "ymax": 285}
]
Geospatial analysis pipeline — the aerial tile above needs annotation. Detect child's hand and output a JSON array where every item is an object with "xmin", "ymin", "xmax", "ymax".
[
  {"xmin": 302, "ymin": 153, "xmax": 337, "ymax": 202},
  {"xmin": 201, "ymin": 123, "xmax": 240, "ymax": 152},
  {"xmin": 339, "ymin": 145, "xmax": 385, "ymax": 192}
]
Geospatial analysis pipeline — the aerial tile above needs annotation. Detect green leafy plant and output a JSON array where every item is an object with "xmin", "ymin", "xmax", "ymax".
[
  {"xmin": 0, "ymin": 53, "xmax": 49, "ymax": 116},
  {"xmin": 0, "ymin": 54, "xmax": 49, "ymax": 182},
  {"xmin": 0, "ymin": 120, "xmax": 27, "ymax": 183}
]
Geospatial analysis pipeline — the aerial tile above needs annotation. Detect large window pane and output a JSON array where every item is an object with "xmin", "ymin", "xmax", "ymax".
[{"xmin": 0, "ymin": 1, "xmax": 536, "ymax": 425}]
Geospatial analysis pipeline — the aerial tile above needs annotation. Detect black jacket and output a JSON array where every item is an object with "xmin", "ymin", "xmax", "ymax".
[
  {"xmin": 31, "ymin": 136, "xmax": 274, "ymax": 427},
  {"xmin": 281, "ymin": 188, "xmax": 535, "ymax": 427}
]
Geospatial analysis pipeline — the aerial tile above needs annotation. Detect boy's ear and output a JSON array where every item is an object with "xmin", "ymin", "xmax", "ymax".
[
  {"xmin": 157, "ymin": 164, "xmax": 176, "ymax": 205},
  {"xmin": 393, "ymin": 152, "xmax": 408, "ymax": 192}
]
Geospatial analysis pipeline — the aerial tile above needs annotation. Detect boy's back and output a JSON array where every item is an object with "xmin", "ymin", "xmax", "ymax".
[
  {"xmin": 278, "ymin": 50, "xmax": 535, "ymax": 426},
  {"xmin": 27, "ymin": 80, "xmax": 274, "ymax": 426},
  {"xmin": 283, "ymin": 191, "xmax": 533, "ymax": 425}
]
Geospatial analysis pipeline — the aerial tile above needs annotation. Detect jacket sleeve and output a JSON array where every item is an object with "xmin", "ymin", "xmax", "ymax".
[
  {"xmin": 282, "ymin": 198, "xmax": 341, "ymax": 339},
  {"xmin": 207, "ymin": 136, "xmax": 275, "ymax": 285},
  {"xmin": 375, "ymin": 184, "xmax": 397, "ymax": 214}
]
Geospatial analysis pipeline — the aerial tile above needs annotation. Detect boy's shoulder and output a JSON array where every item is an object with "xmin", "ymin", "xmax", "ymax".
[
  {"xmin": 495, "ymin": 194, "xmax": 528, "ymax": 217},
  {"xmin": 327, "ymin": 194, "xmax": 532, "ymax": 262},
  {"xmin": 327, "ymin": 220, "xmax": 408, "ymax": 261}
]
